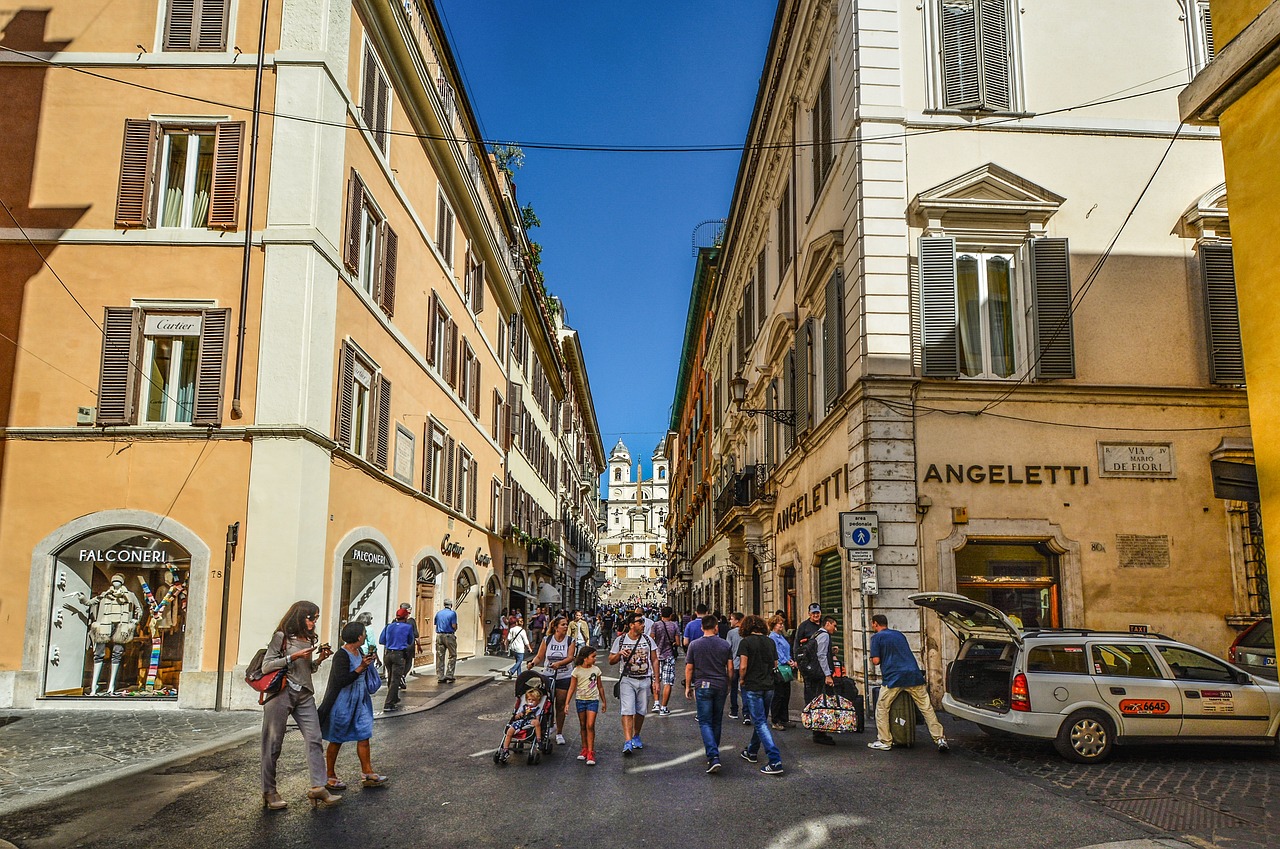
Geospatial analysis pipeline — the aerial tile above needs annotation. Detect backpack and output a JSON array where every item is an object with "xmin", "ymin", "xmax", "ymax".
[
  {"xmin": 245, "ymin": 646, "xmax": 286, "ymax": 704},
  {"xmin": 797, "ymin": 634, "xmax": 825, "ymax": 680}
]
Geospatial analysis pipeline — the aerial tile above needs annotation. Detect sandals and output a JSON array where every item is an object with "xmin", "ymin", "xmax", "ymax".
[
  {"xmin": 325, "ymin": 777, "xmax": 347, "ymax": 791},
  {"xmin": 361, "ymin": 773, "xmax": 389, "ymax": 787}
]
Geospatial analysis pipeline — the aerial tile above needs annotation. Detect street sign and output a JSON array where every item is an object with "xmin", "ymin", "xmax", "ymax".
[
  {"xmin": 848, "ymin": 550, "xmax": 874, "ymax": 562},
  {"xmin": 840, "ymin": 511, "xmax": 879, "ymax": 550},
  {"xmin": 860, "ymin": 563, "xmax": 879, "ymax": 596},
  {"xmin": 1129, "ymin": 624, "xmax": 1149, "ymax": 634}
]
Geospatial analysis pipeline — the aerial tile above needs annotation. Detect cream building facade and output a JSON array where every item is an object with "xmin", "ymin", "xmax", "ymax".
[
  {"xmin": 598, "ymin": 440, "xmax": 670, "ymax": 607},
  {"xmin": 669, "ymin": 0, "xmax": 1259, "ymax": 691}
]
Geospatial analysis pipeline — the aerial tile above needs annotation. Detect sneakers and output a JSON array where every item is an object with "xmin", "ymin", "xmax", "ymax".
[
  {"xmin": 740, "ymin": 750, "xmax": 758, "ymax": 764},
  {"xmin": 769, "ymin": 722, "xmax": 786, "ymax": 730},
  {"xmin": 868, "ymin": 740, "xmax": 893, "ymax": 751},
  {"xmin": 656, "ymin": 706, "xmax": 670, "ymax": 716},
  {"xmin": 586, "ymin": 751, "xmax": 596, "ymax": 766},
  {"xmin": 936, "ymin": 737, "xmax": 950, "ymax": 753},
  {"xmin": 729, "ymin": 710, "xmax": 740, "ymax": 719},
  {"xmin": 622, "ymin": 739, "xmax": 634, "ymax": 756},
  {"xmin": 706, "ymin": 758, "xmax": 721, "ymax": 774},
  {"xmin": 576, "ymin": 747, "xmax": 587, "ymax": 761},
  {"xmin": 631, "ymin": 735, "xmax": 643, "ymax": 750},
  {"xmin": 499, "ymin": 748, "xmax": 511, "ymax": 763},
  {"xmin": 555, "ymin": 734, "xmax": 567, "ymax": 745},
  {"xmin": 760, "ymin": 763, "xmax": 785, "ymax": 775},
  {"xmin": 742, "ymin": 716, "xmax": 752, "ymax": 725}
]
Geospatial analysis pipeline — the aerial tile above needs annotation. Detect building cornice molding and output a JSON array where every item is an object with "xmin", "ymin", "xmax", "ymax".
[{"xmin": 1181, "ymin": 0, "xmax": 1280, "ymax": 124}]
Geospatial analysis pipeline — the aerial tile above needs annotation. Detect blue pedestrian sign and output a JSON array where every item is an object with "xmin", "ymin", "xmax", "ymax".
[{"xmin": 839, "ymin": 511, "xmax": 879, "ymax": 550}]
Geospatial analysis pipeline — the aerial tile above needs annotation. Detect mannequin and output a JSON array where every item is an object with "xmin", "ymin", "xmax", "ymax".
[{"xmin": 87, "ymin": 574, "xmax": 142, "ymax": 695}]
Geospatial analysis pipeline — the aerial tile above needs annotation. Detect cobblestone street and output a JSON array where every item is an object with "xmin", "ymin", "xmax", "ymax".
[{"xmin": 952, "ymin": 722, "xmax": 1279, "ymax": 849}]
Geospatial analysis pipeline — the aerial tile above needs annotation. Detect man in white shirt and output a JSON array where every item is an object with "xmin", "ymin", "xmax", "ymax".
[{"xmin": 609, "ymin": 615, "xmax": 659, "ymax": 756}]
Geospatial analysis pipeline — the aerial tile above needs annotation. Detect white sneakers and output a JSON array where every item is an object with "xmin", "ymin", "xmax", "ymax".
[
  {"xmin": 867, "ymin": 740, "xmax": 893, "ymax": 751},
  {"xmin": 555, "ymin": 733, "xmax": 566, "ymax": 745}
]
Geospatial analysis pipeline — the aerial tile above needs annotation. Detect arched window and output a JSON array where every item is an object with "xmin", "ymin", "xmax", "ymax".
[
  {"xmin": 614, "ymin": 468, "xmax": 621, "ymax": 481},
  {"xmin": 658, "ymin": 467, "xmax": 666, "ymax": 479}
]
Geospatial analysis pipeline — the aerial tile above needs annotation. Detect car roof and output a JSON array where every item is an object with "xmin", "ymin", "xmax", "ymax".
[{"xmin": 1022, "ymin": 628, "xmax": 1174, "ymax": 641}]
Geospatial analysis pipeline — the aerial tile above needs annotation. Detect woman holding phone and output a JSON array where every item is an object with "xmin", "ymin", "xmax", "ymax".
[{"xmin": 319, "ymin": 620, "xmax": 388, "ymax": 791}]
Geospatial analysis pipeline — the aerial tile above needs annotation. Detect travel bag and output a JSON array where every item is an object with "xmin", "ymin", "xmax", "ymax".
[{"xmin": 889, "ymin": 690, "xmax": 917, "ymax": 748}]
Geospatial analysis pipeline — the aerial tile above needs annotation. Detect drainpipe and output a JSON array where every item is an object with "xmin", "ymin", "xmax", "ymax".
[{"xmin": 231, "ymin": 0, "xmax": 270, "ymax": 418}]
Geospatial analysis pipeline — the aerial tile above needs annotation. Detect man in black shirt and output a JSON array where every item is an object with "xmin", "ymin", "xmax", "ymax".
[
  {"xmin": 794, "ymin": 603, "xmax": 835, "ymax": 745},
  {"xmin": 737, "ymin": 614, "xmax": 784, "ymax": 775}
]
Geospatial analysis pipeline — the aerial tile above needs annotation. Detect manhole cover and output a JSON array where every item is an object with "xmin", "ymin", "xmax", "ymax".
[{"xmin": 1098, "ymin": 796, "xmax": 1257, "ymax": 832}]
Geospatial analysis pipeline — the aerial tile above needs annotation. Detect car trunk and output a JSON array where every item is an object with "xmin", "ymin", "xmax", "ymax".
[
  {"xmin": 947, "ymin": 654, "xmax": 1013, "ymax": 712},
  {"xmin": 910, "ymin": 592, "xmax": 1022, "ymax": 714}
]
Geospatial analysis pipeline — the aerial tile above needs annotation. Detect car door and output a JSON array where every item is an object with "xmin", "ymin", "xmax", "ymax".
[
  {"xmin": 1154, "ymin": 644, "xmax": 1273, "ymax": 739},
  {"xmin": 1088, "ymin": 642, "xmax": 1183, "ymax": 739},
  {"xmin": 908, "ymin": 592, "xmax": 1023, "ymax": 645}
]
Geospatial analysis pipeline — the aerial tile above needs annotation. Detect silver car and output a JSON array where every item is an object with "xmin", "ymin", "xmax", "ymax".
[{"xmin": 911, "ymin": 592, "xmax": 1280, "ymax": 763}]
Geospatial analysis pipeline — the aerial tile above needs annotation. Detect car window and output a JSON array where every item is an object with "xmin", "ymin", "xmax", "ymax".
[
  {"xmin": 1239, "ymin": 620, "xmax": 1274, "ymax": 649},
  {"xmin": 1027, "ymin": 645, "xmax": 1087, "ymax": 674},
  {"xmin": 1157, "ymin": 645, "xmax": 1236, "ymax": 682},
  {"xmin": 1090, "ymin": 643, "xmax": 1162, "ymax": 679},
  {"xmin": 962, "ymin": 640, "xmax": 1010, "ymax": 660}
]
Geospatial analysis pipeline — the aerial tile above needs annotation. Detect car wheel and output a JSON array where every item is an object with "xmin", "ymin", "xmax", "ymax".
[{"xmin": 1053, "ymin": 710, "xmax": 1114, "ymax": 763}]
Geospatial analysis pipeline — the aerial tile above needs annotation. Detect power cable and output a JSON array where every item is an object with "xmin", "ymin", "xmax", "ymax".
[{"xmin": 873, "ymin": 395, "xmax": 1248, "ymax": 434}]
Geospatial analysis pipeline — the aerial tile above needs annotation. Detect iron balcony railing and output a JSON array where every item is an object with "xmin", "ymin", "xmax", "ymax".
[{"xmin": 714, "ymin": 465, "xmax": 768, "ymax": 527}]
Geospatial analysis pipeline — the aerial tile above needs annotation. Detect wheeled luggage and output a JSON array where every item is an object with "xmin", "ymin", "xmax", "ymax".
[{"xmin": 890, "ymin": 690, "xmax": 917, "ymax": 748}]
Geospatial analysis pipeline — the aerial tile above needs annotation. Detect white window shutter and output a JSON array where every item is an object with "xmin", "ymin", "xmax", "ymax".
[
  {"xmin": 919, "ymin": 236, "xmax": 960, "ymax": 377},
  {"xmin": 940, "ymin": 1, "xmax": 980, "ymax": 108}
]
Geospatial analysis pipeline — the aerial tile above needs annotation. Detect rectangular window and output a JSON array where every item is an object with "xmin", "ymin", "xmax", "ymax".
[
  {"xmin": 937, "ymin": 0, "xmax": 1014, "ymax": 112},
  {"xmin": 162, "ymin": 0, "xmax": 229, "ymax": 51},
  {"xmin": 457, "ymin": 447, "xmax": 472, "ymax": 515},
  {"xmin": 424, "ymin": 422, "xmax": 446, "ymax": 500},
  {"xmin": 777, "ymin": 179, "xmax": 793, "ymax": 280},
  {"xmin": 115, "ymin": 119, "xmax": 242, "ymax": 229},
  {"xmin": 1090, "ymin": 644, "xmax": 1163, "ymax": 679},
  {"xmin": 437, "ymin": 76, "xmax": 455, "ymax": 124},
  {"xmin": 956, "ymin": 251, "xmax": 1017, "ymax": 378},
  {"xmin": 96, "ymin": 307, "xmax": 229, "ymax": 427},
  {"xmin": 811, "ymin": 69, "xmax": 834, "ymax": 198},
  {"xmin": 491, "ymin": 478, "xmax": 503, "ymax": 531},
  {"xmin": 436, "ymin": 190, "xmax": 455, "ymax": 269},
  {"xmin": 1026, "ymin": 645, "xmax": 1088, "ymax": 675},
  {"xmin": 335, "ymin": 341, "xmax": 390, "ymax": 468},
  {"xmin": 361, "ymin": 42, "xmax": 391, "ymax": 154},
  {"xmin": 343, "ymin": 171, "xmax": 398, "ymax": 317}
]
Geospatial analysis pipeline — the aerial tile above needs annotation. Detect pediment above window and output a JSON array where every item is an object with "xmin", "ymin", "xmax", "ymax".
[
  {"xmin": 909, "ymin": 163, "xmax": 1065, "ymax": 236},
  {"xmin": 1182, "ymin": 182, "xmax": 1229, "ymax": 240}
]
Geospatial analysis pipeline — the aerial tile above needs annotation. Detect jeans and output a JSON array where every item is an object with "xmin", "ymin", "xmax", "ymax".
[
  {"xmin": 742, "ymin": 689, "xmax": 781, "ymax": 766},
  {"xmin": 729, "ymin": 669, "xmax": 740, "ymax": 714},
  {"xmin": 508, "ymin": 652, "xmax": 525, "ymax": 676},
  {"xmin": 694, "ymin": 686, "xmax": 727, "ymax": 760}
]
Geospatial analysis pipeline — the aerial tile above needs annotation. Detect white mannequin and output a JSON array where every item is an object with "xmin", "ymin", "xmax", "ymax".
[{"xmin": 86, "ymin": 575, "xmax": 141, "ymax": 695}]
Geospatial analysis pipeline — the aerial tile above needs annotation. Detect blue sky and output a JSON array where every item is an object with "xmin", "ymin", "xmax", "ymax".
[{"xmin": 436, "ymin": 2, "xmax": 777, "ymax": 481}]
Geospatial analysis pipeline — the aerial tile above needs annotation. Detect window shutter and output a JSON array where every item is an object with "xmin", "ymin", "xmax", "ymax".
[
  {"xmin": 445, "ymin": 319, "xmax": 458, "ymax": 388},
  {"xmin": 783, "ymin": 346, "xmax": 796, "ymax": 452},
  {"xmin": 443, "ymin": 436, "xmax": 456, "ymax": 507},
  {"xmin": 940, "ymin": 1, "xmax": 980, "ymax": 109},
  {"xmin": 374, "ymin": 73, "xmax": 389, "ymax": 153},
  {"xmin": 744, "ymin": 280, "xmax": 755, "ymax": 347},
  {"xmin": 823, "ymin": 269, "xmax": 846, "ymax": 408},
  {"xmin": 508, "ymin": 382, "xmax": 523, "ymax": 451},
  {"xmin": 422, "ymin": 424, "xmax": 434, "ymax": 493},
  {"xmin": 196, "ymin": 0, "xmax": 230, "ymax": 51},
  {"xmin": 361, "ymin": 50, "xmax": 378, "ymax": 134},
  {"xmin": 379, "ymin": 224, "xmax": 398, "ymax": 317},
  {"xmin": 1201, "ymin": 1, "xmax": 1216, "ymax": 60},
  {"xmin": 207, "ymin": 121, "xmax": 243, "ymax": 229},
  {"xmin": 344, "ymin": 171, "xmax": 363, "ymax": 272},
  {"xmin": 191, "ymin": 307, "xmax": 230, "ymax": 426},
  {"xmin": 757, "ymin": 250, "xmax": 767, "ymax": 329},
  {"xmin": 469, "ymin": 458, "xmax": 479, "ymax": 519},
  {"xmin": 820, "ymin": 72, "xmax": 833, "ymax": 183},
  {"xmin": 919, "ymin": 236, "xmax": 960, "ymax": 377},
  {"xmin": 796, "ymin": 319, "xmax": 812, "ymax": 435},
  {"xmin": 163, "ymin": 0, "xmax": 195, "ymax": 50},
  {"xmin": 115, "ymin": 119, "xmax": 157, "ymax": 228},
  {"xmin": 1030, "ymin": 237, "xmax": 1076, "ymax": 379},
  {"xmin": 470, "ymin": 359, "xmax": 481, "ymax": 416},
  {"xmin": 977, "ymin": 0, "xmax": 1011, "ymax": 111},
  {"xmin": 812, "ymin": 71, "xmax": 833, "ymax": 193},
  {"xmin": 374, "ymin": 375, "xmax": 391, "ymax": 470},
  {"xmin": 764, "ymin": 380, "xmax": 776, "ymax": 466},
  {"xmin": 426, "ymin": 293, "xmax": 439, "ymax": 367},
  {"xmin": 474, "ymin": 260, "xmax": 485, "ymax": 314},
  {"xmin": 336, "ymin": 341, "xmax": 355, "ymax": 448},
  {"xmin": 96, "ymin": 307, "xmax": 142, "ymax": 425},
  {"xmin": 1201, "ymin": 242, "xmax": 1245, "ymax": 384}
]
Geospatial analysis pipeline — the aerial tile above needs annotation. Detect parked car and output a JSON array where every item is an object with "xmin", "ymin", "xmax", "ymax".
[
  {"xmin": 910, "ymin": 592, "xmax": 1280, "ymax": 763},
  {"xmin": 1228, "ymin": 618, "xmax": 1275, "ymax": 680}
]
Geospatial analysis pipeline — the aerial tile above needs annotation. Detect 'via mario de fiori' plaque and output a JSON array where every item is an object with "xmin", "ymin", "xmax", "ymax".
[{"xmin": 1097, "ymin": 442, "xmax": 1175, "ymax": 479}]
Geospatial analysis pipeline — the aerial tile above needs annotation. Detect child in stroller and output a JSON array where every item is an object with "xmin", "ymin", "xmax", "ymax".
[{"xmin": 493, "ymin": 670, "xmax": 555, "ymax": 765}]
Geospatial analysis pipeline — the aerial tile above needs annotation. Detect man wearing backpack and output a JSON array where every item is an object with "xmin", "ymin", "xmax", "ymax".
[
  {"xmin": 797, "ymin": 613, "xmax": 838, "ymax": 746},
  {"xmin": 651, "ymin": 607, "xmax": 681, "ymax": 715}
]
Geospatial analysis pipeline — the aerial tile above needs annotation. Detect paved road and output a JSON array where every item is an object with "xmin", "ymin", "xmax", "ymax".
[{"xmin": 0, "ymin": 679, "xmax": 1149, "ymax": 849}]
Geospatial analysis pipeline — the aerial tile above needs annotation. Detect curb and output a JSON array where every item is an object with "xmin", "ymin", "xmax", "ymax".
[{"xmin": 1074, "ymin": 842, "xmax": 1198, "ymax": 849}]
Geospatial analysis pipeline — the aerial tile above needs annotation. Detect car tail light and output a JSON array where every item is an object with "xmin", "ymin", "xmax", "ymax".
[
  {"xmin": 1229, "ymin": 629, "xmax": 1247, "ymax": 664},
  {"xmin": 1011, "ymin": 673, "xmax": 1031, "ymax": 712}
]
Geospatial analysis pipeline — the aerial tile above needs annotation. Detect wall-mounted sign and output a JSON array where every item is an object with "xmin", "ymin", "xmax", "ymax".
[
  {"xmin": 922, "ymin": 463, "xmax": 1090, "ymax": 485},
  {"xmin": 440, "ymin": 534, "xmax": 465, "ymax": 558},
  {"xmin": 840, "ymin": 512, "xmax": 879, "ymax": 550},
  {"xmin": 394, "ymin": 425, "xmax": 415, "ymax": 484},
  {"xmin": 347, "ymin": 543, "xmax": 389, "ymax": 567},
  {"xmin": 475, "ymin": 550, "xmax": 493, "ymax": 566},
  {"xmin": 144, "ymin": 314, "xmax": 201, "ymax": 336},
  {"xmin": 77, "ymin": 548, "xmax": 171, "ymax": 564},
  {"xmin": 1098, "ymin": 443, "xmax": 1175, "ymax": 478},
  {"xmin": 776, "ymin": 465, "xmax": 853, "ymax": 532}
]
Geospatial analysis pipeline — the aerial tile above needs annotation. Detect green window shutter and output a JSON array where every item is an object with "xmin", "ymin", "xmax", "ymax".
[
  {"xmin": 784, "ymin": 346, "xmax": 796, "ymax": 453},
  {"xmin": 96, "ymin": 307, "xmax": 142, "ymax": 425},
  {"xmin": 1030, "ymin": 238, "xmax": 1075, "ymax": 379},
  {"xmin": 818, "ymin": 551, "xmax": 845, "ymax": 657},
  {"xmin": 795, "ymin": 319, "xmax": 811, "ymax": 435},
  {"xmin": 192, "ymin": 307, "xmax": 230, "ymax": 426},
  {"xmin": 919, "ymin": 236, "xmax": 959, "ymax": 377},
  {"xmin": 757, "ymin": 250, "xmax": 767, "ymax": 329},
  {"xmin": 823, "ymin": 269, "xmax": 845, "ymax": 409},
  {"xmin": 1201, "ymin": 242, "xmax": 1245, "ymax": 384}
]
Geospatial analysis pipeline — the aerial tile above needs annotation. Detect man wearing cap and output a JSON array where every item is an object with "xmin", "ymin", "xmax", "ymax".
[
  {"xmin": 379, "ymin": 608, "xmax": 416, "ymax": 711},
  {"xmin": 434, "ymin": 600, "xmax": 459, "ymax": 683},
  {"xmin": 794, "ymin": 603, "xmax": 835, "ymax": 745}
]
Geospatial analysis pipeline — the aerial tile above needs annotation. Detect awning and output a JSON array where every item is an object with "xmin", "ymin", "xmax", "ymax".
[
  {"xmin": 509, "ymin": 588, "xmax": 537, "ymax": 602},
  {"xmin": 538, "ymin": 584, "xmax": 563, "ymax": 604}
]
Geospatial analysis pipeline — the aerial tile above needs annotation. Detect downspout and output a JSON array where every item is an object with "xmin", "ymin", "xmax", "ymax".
[{"xmin": 231, "ymin": 0, "xmax": 270, "ymax": 418}]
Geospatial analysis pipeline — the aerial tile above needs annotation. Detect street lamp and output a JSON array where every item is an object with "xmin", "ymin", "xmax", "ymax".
[{"xmin": 729, "ymin": 373, "xmax": 796, "ymax": 427}]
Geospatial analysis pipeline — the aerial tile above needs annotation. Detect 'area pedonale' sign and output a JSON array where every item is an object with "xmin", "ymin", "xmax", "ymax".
[{"xmin": 922, "ymin": 463, "xmax": 1091, "ymax": 485}]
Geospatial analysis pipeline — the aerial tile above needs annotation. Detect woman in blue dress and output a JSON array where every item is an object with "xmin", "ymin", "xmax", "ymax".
[{"xmin": 319, "ymin": 621, "xmax": 388, "ymax": 789}]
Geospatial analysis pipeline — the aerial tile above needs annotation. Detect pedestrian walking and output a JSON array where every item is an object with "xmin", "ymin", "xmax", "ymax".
[
  {"xmin": 531, "ymin": 616, "xmax": 574, "ymax": 744},
  {"xmin": 378, "ymin": 607, "xmax": 415, "ymax": 711},
  {"xmin": 569, "ymin": 610, "xmax": 591, "ymax": 650},
  {"xmin": 726, "ymin": 612, "xmax": 744, "ymax": 720},
  {"xmin": 529, "ymin": 606, "xmax": 548, "ymax": 653},
  {"xmin": 608, "ymin": 614, "xmax": 658, "ymax": 755},
  {"xmin": 434, "ymin": 599, "xmax": 458, "ymax": 683},
  {"xmin": 867, "ymin": 614, "xmax": 949, "ymax": 753},
  {"xmin": 684, "ymin": 614, "xmax": 732, "ymax": 774},
  {"xmin": 651, "ymin": 606, "xmax": 681, "ymax": 715},
  {"xmin": 683, "ymin": 603, "xmax": 709, "ymax": 648},
  {"xmin": 395, "ymin": 602, "xmax": 418, "ymax": 686},
  {"xmin": 737, "ymin": 614, "xmax": 784, "ymax": 775},
  {"xmin": 794, "ymin": 603, "xmax": 835, "ymax": 746},
  {"xmin": 565, "ymin": 645, "xmax": 607, "ymax": 765},
  {"xmin": 505, "ymin": 615, "xmax": 530, "ymax": 678},
  {"xmin": 768, "ymin": 614, "xmax": 796, "ymax": 729},
  {"xmin": 590, "ymin": 613, "xmax": 604, "ymax": 649},
  {"xmin": 258, "ymin": 601, "xmax": 338, "ymax": 810},
  {"xmin": 319, "ymin": 621, "xmax": 388, "ymax": 790}
]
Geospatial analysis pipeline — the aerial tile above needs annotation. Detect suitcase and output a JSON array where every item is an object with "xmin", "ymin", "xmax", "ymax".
[
  {"xmin": 832, "ymin": 677, "xmax": 865, "ymax": 733},
  {"xmin": 889, "ymin": 690, "xmax": 917, "ymax": 748}
]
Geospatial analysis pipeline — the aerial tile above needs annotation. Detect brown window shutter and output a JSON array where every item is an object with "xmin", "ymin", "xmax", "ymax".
[
  {"xmin": 374, "ymin": 73, "xmax": 389, "ymax": 153},
  {"xmin": 379, "ymin": 224, "xmax": 398, "ymax": 317},
  {"xmin": 445, "ymin": 319, "xmax": 458, "ymax": 388},
  {"xmin": 96, "ymin": 307, "xmax": 142, "ymax": 425},
  {"xmin": 336, "ymin": 341, "xmax": 355, "ymax": 449},
  {"xmin": 163, "ymin": 0, "xmax": 196, "ymax": 50},
  {"xmin": 508, "ymin": 382, "xmax": 522, "ymax": 451},
  {"xmin": 196, "ymin": 0, "xmax": 230, "ymax": 50},
  {"xmin": 207, "ymin": 121, "xmax": 244, "ymax": 229},
  {"xmin": 468, "ymin": 458, "xmax": 479, "ymax": 519},
  {"xmin": 426, "ymin": 292, "xmax": 439, "ymax": 367},
  {"xmin": 443, "ymin": 436, "xmax": 456, "ymax": 506},
  {"xmin": 344, "ymin": 171, "xmax": 364, "ymax": 272},
  {"xmin": 474, "ymin": 260, "xmax": 485, "ymax": 313},
  {"xmin": 374, "ymin": 375, "xmax": 392, "ymax": 470},
  {"xmin": 361, "ymin": 49, "xmax": 378, "ymax": 133},
  {"xmin": 192, "ymin": 307, "xmax": 230, "ymax": 426},
  {"xmin": 422, "ymin": 423, "xmax": 433, "ymax": 493},
  {"xmin": 492, "ymin": 390, "xmax": 502, "ymax": 441},
  {"xmin": 115, "ymin": 120, "xmax": 158, "ymax": 228},
  {"xmin": 470, "ymin": 359, "xmax": 480, "ymax": 416}
]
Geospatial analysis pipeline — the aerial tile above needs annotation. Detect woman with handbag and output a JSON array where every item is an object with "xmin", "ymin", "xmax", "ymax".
[
  {"xmin": 530, "ymin": 616, "xmax": 574, "ymax": 744},
  {"xmin": 505, "ymin": 615, "xmax": 530, "ymax": 678},
  {"xmin": 768, "ymin": 615, "xmax": 796, "ymax": 730},
  {"xmin": 259, "ymin": 600, "xmax": 337, "ymax": 810},
  {"xmin": 319, "ymin": 621, "xmax": 388, "ymax": 790}
]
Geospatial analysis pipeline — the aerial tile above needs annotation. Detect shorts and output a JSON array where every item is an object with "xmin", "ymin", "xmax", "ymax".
[
  {"xmin": 575, "ymin": 699, "xmax": 600, "ymax": 714},
  {"xmin": 658, "ymin": 656, "xmax": 676, "ymax": 686},
  {"xmin": 554, "ymin": 677, "xmax": 571, "ymax": 691},
  {"xmin": 619, "ymin": 676, "xmax": 652, "ymax": 716},
  {"xmin": 509, "ymin": 718, "xmax": 534, "ymax": 733}
]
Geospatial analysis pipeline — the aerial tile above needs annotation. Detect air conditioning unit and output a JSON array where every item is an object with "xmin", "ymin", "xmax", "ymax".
[{"xmin": 77, "ymin": 406, "xmax": 95, "ymax": 425}]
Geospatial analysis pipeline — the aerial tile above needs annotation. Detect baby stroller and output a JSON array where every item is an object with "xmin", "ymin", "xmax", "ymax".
[{"xmin": 492, "ymin": 669, "xmax": 555, "ymax": 766}]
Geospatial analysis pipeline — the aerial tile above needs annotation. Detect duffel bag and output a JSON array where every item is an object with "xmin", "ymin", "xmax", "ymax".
[{"xmin": 801, "ymin": 690, "xmax": 860, "ymax": 734}]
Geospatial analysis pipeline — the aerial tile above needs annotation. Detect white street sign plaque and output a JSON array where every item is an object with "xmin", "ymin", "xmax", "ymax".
[
  {"xmin": 848, "ymin": 550, "xmax": 874, "ymax": 562},
  {"xmin": 840, "ymin": 511, "xmax": 879, "ymax": 550},
  {"xmin": 860, "ymin": 563, "xmax": 879, "ymax": 596}
]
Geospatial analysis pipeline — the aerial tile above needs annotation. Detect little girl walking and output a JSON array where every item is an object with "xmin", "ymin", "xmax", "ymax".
[{"xmin": 565, "ymin": 646, "xmax": 606, "ymax": 765}]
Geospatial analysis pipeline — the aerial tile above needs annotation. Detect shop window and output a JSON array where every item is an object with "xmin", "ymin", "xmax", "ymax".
[
  {"xmin": 955, "ymin": 541, "xmax": 1061, "ymax": 628},
  {"xmin": 115, "ymin": 119, "xmax": 242, "ymax": 229},
  {"xmin": 341, "ymin": 541, "xmax": 392, "ymax": 636},
  {"xmin": 162, "ymin": 0, "xmax": 230, "ymax": 51},
  {"xmin": 96, "ymin": 307, "xmax": 230, "ymax": 427},
  {"xmin": 336, "ymin": 340, "xmax": 391, "ymax": 469},
  {"xmin": 343, "ymin": 171, "xmax": 398, "ymax": 317},
  {"xmin": 45, "ymin": 529, "xmax": 190, "ymax": 699}
]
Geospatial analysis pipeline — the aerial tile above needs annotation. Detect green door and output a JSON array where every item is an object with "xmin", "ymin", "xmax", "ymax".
[{"xmin": 818, "ymin": 551, "xmax": 845, "ymax": 657}]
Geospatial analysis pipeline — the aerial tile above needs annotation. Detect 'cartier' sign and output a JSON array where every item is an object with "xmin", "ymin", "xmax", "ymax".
[
  {"xmin": 475, "ymin": 551, "xmax": 493, "ymax": 566},
  {"xmin": 440, "ymin": 534, "xmax": 465, "ymax": 558},
  {"xmin": 922, "ymin": 463, "xmax": 1090, "ymax": 486},
  {"xmin": 144, "ymin": 314, "xmax": 202, "ymax": 336}
]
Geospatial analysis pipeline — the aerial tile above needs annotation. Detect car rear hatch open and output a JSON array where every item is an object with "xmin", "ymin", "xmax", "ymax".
[{"xmin": 910, "ymin": 592, "xmax": 1022, "ymax": 713}]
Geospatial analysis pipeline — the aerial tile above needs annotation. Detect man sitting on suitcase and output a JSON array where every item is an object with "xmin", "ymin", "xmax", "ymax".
[{"xmin": 867, "ymin": 614, "xmax": 950, "ymax": 753}]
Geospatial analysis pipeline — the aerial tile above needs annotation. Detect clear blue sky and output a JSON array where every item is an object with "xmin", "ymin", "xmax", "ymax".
[{"xmin": 436, "ymin": 2, "xmax": 776, "ymax": 482}]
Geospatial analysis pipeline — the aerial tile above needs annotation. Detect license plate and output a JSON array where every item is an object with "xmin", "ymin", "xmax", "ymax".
[{"xmin": 1264, "ymin": 656, "xmax": 1275, "ymax": 667}]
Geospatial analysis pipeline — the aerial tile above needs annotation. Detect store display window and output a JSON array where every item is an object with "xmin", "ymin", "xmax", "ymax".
[
  {"xmin": 340, "ymin": 541, "xmax": 392, "ymax": 643},
  {"xmin": 955, "ymin": 541, "xmax": 1061, "ymax": 629},
  {"xmin": 45, "ymin": 529, "xmax": 190, "ymax": 698}
]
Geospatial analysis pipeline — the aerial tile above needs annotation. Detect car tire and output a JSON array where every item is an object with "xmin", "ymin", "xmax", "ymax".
[{"xmin": 1053, "ymin": 710, "xmax": 1114, "ymax": 763}]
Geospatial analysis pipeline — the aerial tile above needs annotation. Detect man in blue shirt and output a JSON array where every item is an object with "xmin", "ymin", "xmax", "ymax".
[
  {"xmin": 379, "ymin": 607, "xmax": 416, "ymax": 711},
  {"xmin": 867, "ymin": 614, "xmax": 948, "ymax": 753},
  {"xmin": 434, "ymin": 599, "xmax": 459, "ymax": 683}
]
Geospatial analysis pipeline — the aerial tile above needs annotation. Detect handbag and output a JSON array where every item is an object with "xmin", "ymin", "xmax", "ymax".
[
  {"xmin": 245, "ymin": 645, "xmax": 287, "ymax": 705},
  {"xmin": 801, "ymin": 688, "xmax": 860, "ymax": 734},
  {"xmin": 364, "ymin": 659, "xmax": 382, "ymax": 695},
  {"xmin": 775, "ymin": 662, "xmax": 795, "ymax": 683}
]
